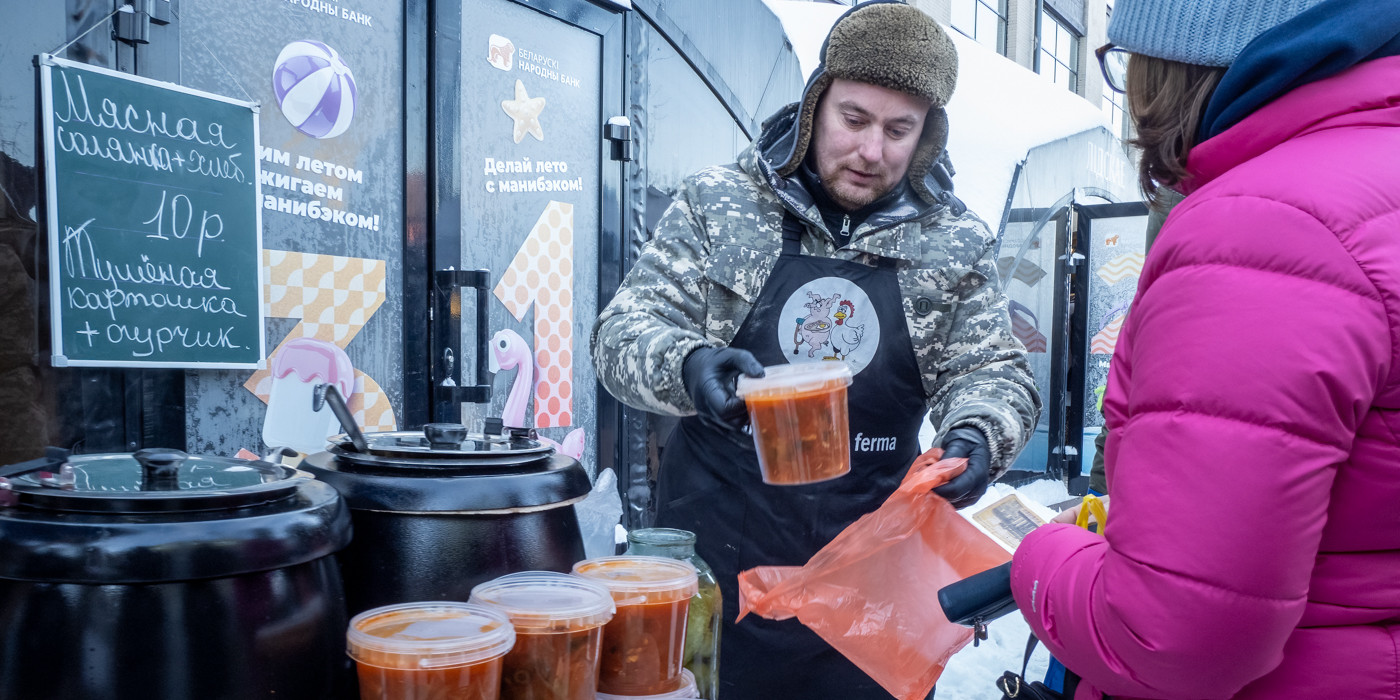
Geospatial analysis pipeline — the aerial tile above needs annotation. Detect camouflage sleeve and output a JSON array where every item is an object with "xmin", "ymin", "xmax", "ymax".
[
  {"xmin": 926, "ymin": 234, "xmax": 1042, "ymax": 477},
  {"xmin": 590, "ymin": 187, "xmax": 712, "ymax": 416}
]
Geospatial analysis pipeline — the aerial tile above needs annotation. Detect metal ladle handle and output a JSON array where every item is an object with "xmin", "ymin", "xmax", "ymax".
[
  {"xmin": 0, "ymin": 447, "xmax": 72, "ymax": 505},
  {"xmin": 0, "ymin": 447, "xmax": 71, "ymax": 480},
  {"xmin": 315, "ymin": 384, "xmax": 370, "ymax": 453}
]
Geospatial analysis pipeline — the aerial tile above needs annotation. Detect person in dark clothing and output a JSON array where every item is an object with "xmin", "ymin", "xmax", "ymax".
[{"xmin": 592, "ymin": 3, "xmax": 1039, "ymax": 697}]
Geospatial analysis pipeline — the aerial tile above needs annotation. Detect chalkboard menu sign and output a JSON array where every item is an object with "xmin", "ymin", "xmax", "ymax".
[{"xmin": 39, "ymin": 55, "xmax": 264, "ymax": 368}]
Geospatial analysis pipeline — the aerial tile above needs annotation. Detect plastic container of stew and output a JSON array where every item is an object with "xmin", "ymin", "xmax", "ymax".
[
  {"xmin": 347, "ymin": 601, "xmax": 515, "ymax": 700},
  {"xmin": 736, "ymin": 361, "xmax": 854, "ymax": 485},
  {"xmin": 469, "ymin": 572, "xmax": 617, "ymax": 700},
  {"xmin": 596, "ymin": 668, "xmax": 699, "ymax": 699},
  {"xmin": 572, "ymin": 556, "xmax": 699, "ymax": 696}
]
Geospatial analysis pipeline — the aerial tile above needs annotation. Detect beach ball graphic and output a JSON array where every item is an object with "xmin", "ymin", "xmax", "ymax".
[{"xmin": 272, "ymin": 40, "xmax": 357, "ymax": 139}]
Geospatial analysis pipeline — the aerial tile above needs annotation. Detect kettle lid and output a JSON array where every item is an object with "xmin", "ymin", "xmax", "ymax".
[
  {"xmin": 330, "ymin": 423, "xmax": 553, "ymax": 462},
  {"xmin": 0, "ymin": 448, "xmax": 308, "ymax": 513}
]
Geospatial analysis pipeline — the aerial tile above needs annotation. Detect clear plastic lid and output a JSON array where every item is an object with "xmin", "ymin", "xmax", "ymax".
[
  {"xmin": 347, "ymin": 601, "xmax": 515, "ymax": 669},
  {"xmin": 571, "ymin": 555, "xmax": 699, "ymax": 605},
  {"xmin": 469, "ymin": 571, "xmax": 616, "ymax": 632},
  {"xmin": 596, "ymin": 669, "xmax": 698, "ymax": 699},
  {"xmin": 735, "ymin": 362, "xmax": 853, "ymax": 400}
]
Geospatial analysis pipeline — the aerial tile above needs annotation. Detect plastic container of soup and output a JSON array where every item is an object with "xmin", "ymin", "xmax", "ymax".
[
  {"xmin": 347, "ymin": 601, "xmax": 515, "ymax": 700},
  {"xmin": 595, "ymin": 669, "xmax": 699, "ymax": 699},
  {"xmin": 469, "ymin": 572, "xmax": 617, "ymax": 700},
  {"xmin": 572, "ymin": 556, "xmax": 699, "ymax": 696},
  {"xmin": 735, "ymin": 362, "xmax": 854, "ymax": 485}
]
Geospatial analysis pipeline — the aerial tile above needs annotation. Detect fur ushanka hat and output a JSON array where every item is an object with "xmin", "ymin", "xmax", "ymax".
[{"xmin": 774, "ymin": 1, "xmax": 959, "ymax": 205}]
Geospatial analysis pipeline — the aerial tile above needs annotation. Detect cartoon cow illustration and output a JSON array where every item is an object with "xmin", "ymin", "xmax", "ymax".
[{"xmin": 793, "ymin": 291, "xmax": 839, "ymax": 358}]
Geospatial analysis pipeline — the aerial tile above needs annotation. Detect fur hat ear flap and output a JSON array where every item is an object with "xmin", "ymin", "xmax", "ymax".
[
  {"xmin": 776, "ymin": 71, "xmax": 831, "ymax": 177},
  {"xmin": 907, "ymin": 107, "xmax": 950, "ymax": 205}
]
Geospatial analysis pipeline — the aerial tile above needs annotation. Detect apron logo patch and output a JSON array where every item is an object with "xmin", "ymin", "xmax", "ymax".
[{"xmin": 776, "ymin": 276, "xmax": 882, "ymax": 374}]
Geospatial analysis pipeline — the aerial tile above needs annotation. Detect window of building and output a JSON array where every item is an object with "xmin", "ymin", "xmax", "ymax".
[
  {"xmin": 1102, "ymin": 78, "xmax": 1127, "ymax": 134},
  {"xmin": 1038, "ymin": 8, "xmax": 1079, "ymax": 93},
  {"xmin": 1100, "ymin": 4, "xmax": 1127, "ymax": 136},
  {"xmin": 952, "ymin": 0, "xmax": 1007, "ymax": 55}
]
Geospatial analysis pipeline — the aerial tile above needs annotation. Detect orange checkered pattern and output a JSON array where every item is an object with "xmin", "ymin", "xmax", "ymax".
[{"xmin": 244, "ymin": 250, "xmax": 397, "ymax": 432}]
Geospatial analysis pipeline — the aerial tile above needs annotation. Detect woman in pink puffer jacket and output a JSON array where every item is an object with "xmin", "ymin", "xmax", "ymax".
[{"xmin": 1010, "ymin": 0, "xmax": 1400, "ymax": 697}]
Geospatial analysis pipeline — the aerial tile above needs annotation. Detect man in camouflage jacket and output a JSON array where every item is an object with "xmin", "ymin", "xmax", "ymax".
[
  {"xmin": 591, "ymin": 3, "xmax": 1039, "ymax": 696},
  {"xmin": 593, "ymin": 6, "xmax": 1038, "ymax": 496}
]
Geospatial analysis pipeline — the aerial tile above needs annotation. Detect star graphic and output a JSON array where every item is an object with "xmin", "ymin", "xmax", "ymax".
[{"xmin": 501, "ymin": 79, "xmax": 545, "ymax": 143}]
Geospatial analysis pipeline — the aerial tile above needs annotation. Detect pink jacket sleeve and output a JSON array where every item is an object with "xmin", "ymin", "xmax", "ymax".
[{"xmin": 1009, "ymin": 196, "xmax": 1389, "ymax": 698}]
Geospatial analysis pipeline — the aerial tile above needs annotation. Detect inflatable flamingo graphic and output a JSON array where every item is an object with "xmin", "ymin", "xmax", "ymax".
[
  {"xmin": 488, "ymin": 328, "xmax": 586, "ymax": 461},
  {"xmin": 488, "ymin": 329, "xmax": 533, "ymax": 429}
]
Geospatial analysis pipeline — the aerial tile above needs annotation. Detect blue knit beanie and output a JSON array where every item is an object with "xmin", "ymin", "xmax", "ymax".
[{"xmin": 1108, "ymin": 0, "xmax": 1329, "ymax": 67}]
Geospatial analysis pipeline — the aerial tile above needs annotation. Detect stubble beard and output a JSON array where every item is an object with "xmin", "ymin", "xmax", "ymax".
[{"xmin": 820, "ymin": 158, "xmax": 893, "ymax": 212}]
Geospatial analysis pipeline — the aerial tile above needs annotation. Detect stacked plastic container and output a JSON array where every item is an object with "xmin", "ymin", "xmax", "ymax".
[
  {"xmin": 469, "ymin": 571, "xmax": 617, "ymax": 700},
  {"xmin": 347, "ymin": 558, "xmax": 700, "ymax": 699},
  {"xmin": 347, "ymin": 601, "xmax": 516, "ymax": 699},
  {"xmin": 572, "ymin": 555, "xmax": 700, "ymax": 699},
  {"xmin": 597, "ymin": 669, "xmax": 699, "ymax": 700}
]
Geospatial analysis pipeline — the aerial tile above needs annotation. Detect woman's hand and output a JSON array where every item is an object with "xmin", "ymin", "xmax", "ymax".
[{"xmin": 1051, "ymin": 495, "xmax": 1110, "ymax": 529}]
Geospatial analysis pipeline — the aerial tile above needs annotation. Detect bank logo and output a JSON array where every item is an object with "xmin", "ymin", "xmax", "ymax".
[
  {"xmin": 489, "ymin": 34, "xmax": 515, "ymax": 71},
  {"xmin": 776, "ymin": 276, "xmax": 881, "ymax": 375},
  {"xmin": 272, "ymin": 40, "xmax": 358, "ymax": 139}
]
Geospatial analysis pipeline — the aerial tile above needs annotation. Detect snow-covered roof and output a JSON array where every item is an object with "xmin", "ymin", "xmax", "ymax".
[{"xmin": 763, "ymin": 0, "xmax": 1111, "ymax": 227}]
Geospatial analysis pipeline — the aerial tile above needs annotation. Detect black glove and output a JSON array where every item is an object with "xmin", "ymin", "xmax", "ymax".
[
  {"xmin": 934, "ymin": 426, "xmax": 992, "ymax": 509},
  {"xmin": 682, "ymin": 346, "xmax": 765, "ymax": 443}
]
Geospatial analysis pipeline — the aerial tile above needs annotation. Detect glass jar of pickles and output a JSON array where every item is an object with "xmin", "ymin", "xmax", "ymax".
[{"xmin": 627, "ymin": 528, "xmax": 721, "ymax": 700}]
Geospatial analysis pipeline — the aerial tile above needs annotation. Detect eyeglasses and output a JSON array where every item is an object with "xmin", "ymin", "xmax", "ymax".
[{"xmin": 1096, "ymin": 43, "xmax": 1131, "ymax": 94}]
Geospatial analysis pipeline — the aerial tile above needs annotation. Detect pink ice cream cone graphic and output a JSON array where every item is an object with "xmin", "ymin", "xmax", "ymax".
[{"xmin": 262, "ymin": 337, "xmax": 355, "ymax": 454}]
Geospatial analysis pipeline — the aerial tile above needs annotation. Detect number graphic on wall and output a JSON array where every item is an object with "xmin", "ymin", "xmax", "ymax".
[
  {"xmin": 494, "ymin": 201, "xmax": 574, "ymax": 428},
  {"xmin": 243, "ymin": 250, "xmax": 397, "ymax": 431}
]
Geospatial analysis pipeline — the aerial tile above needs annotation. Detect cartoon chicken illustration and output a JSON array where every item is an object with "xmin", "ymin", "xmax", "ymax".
[{"xmin": 828, "ymin": 300, "xmax": 865, "ymax": 361}]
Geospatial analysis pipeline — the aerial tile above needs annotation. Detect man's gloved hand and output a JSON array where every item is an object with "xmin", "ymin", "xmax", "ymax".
[
  {"xmin": 935, "ymin": 426, "xmax": 992, "ymax": 509},
  {"xmin": 682, "ymin": 346, "xmax": 765, "ymax": 443}
]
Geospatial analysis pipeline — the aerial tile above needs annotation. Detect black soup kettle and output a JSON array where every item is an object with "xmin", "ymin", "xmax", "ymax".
[
  {"xmin": 300, "ymin": 421, "xmax": 591, "ymax": 616},
  {"xmin": 0, "ymin": 447, "xmax": 353, "ymax": 700}
]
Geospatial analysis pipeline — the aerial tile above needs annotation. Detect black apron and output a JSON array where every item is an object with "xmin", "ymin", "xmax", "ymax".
[{"xmin": 657, "ymin": 214, "xmax": 928, "ymax": 699}]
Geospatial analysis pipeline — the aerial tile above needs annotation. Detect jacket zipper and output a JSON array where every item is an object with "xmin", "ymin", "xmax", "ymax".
[
  {"xmin": 840, "ymin": 215, "xmax": 851, "ymax": 240},
  {"xmin": 772, "ymin": 188, "xmax": 937, "ymax": 239}
]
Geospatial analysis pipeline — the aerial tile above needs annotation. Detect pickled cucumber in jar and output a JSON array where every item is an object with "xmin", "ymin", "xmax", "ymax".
[{"xmin": 684, "ymin": 576, "xmax": 722, "ymax": 700}]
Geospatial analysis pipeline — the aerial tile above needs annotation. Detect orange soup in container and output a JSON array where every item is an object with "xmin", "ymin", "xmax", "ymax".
[
  {"xmin": 736, "ymin": 361, "xmax": 854, "ymax": 485},
  {"xmin": 470, "ymin": 571, "xmax": 617, "ymax": 700},
  {"xmin": 347, "ymin": 601, "xmax": 515, "ymax": 700},
  {"xmin": 572, "ymin": 555, "xmax": 699, "ymax": 696}
]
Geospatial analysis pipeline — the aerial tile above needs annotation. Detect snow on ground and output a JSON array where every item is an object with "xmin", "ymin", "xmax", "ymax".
[{"xmin": 937, "ymin": 478, "xmax": 1072, "ymax": 699}]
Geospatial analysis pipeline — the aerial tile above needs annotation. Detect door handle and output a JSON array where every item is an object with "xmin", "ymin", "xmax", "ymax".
[{"xmin": 433, "ymin": 268, "xmax": 493, "ymax": 415}]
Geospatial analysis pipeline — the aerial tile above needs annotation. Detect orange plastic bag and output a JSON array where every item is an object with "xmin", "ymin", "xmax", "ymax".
[{"xmin": 736, "ymin": 450, "xmax": 1012, "ymax": 700}]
